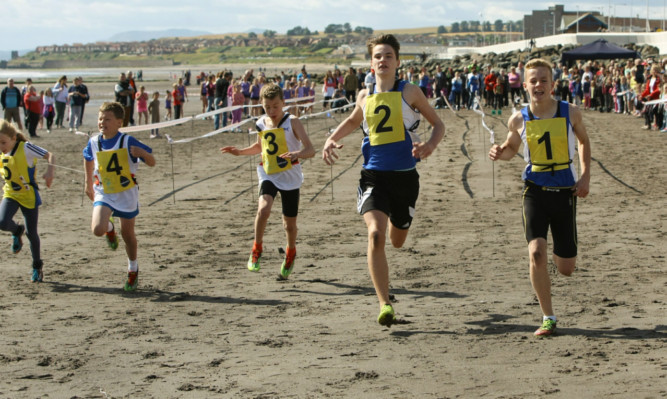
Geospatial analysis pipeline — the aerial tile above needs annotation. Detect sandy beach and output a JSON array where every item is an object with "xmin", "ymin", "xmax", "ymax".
[{"xmin": 0, "ymin": 78, "xmax": 665, "ymax": 398}]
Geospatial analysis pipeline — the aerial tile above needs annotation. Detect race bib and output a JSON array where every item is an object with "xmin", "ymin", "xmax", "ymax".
[
  {"xmin": 365, "ymin": 92, "xmax": 405, "ymax": 146},
  {"xmin": 260, "ymin": 128, "xmax": 292, "ymax": 175},
  {"xmin": 97, "ymin": 148, "xmax": 136, "ymax": 194},
  {"xmin": 526, "ymin": 117, "xmax": 570, "ymax": 172}
]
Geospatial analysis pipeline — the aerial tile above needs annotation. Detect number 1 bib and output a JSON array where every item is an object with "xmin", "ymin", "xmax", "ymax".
[
  {"xmin": 261, "ymin": 128, "xmax": 292, "ymax": 175},
  {"xmin": 97, "ymin": 148, "xmax": 136, "ymax": 194},
  {"xmin": 525, "ymin": 117, "xmax": 570, "ymax": 173},
  {"xmin": 365, "ymin": 92, "xmax": 404, "ymax": 146}
]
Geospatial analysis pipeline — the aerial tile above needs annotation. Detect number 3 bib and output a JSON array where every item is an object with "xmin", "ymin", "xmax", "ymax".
[
  {"xmin": 365, "ymin": 92, "xmax": 404, "ymax": 146},
  {"xmin": 97, "ymin": 148, "xmax": 136, "ymax": 194},
  {"xmin": 261, "ymin": 128, "xmax": 292, "ymax": 175},
  {"xmin": 525, "ymin": 117, "xmax": 570, "ymax": 173}
]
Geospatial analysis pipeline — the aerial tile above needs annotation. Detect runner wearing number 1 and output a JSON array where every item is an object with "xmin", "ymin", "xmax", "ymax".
[
  {"xmin": 488, "ymin": 58, "xmax": 591, "ymax": 337},
  {"xmin": 322, "ymin": 34, "xmax": 445, "ymax": 327},
  {"xmin": 221, "ymin": 83, "xmax": 314, "ymax": 279},
  {"xmin": 83, "ymin": 102, "xmax": 155, "ymax": 291}
]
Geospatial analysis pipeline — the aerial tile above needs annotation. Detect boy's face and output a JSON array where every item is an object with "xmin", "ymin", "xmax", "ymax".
[
  {"xmin": 371, "ymin": 44, "xmax": 399, "ymax": 78},
  {"xmin": 524, "ymin": 66, "xmax": 554, "ymax": 103},
  {"xmin": 98, "ymin": 111, "xmax": 123, "ymax": 136},
  {"xmin": 261, "ymin": 97, "xmax": 285, "ymax": 121}
]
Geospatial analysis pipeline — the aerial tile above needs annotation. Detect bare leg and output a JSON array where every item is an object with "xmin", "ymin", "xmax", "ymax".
[
  {"xmin": 254, "ymin": 194, "xmax": 274, "ymax": 245},
  {"xmin": 282, "ymin": 215, "xmax": 297, "ymax": 249},
  {"xmin": 364, "ymin": 210, "xmax": 391, "ymax": 307},
  {"xmin": 91, "ymin": 205, "xmax": 113, "ymax": 237},
  {"xmin": 528, "ymin": 238, "xmax": 553, "ymax": 316},
  {"xmin": 119, "ymin": 217, "xmax": 137, "ymax": 261}
]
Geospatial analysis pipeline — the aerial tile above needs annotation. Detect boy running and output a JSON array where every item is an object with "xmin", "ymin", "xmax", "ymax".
[
  {"xmin": 221, "ymin": 83, "xmax": 315, "ymax": 279},
  {"xmin": 488, "ymin": 58, "xmax": 591, "ymax": 337},
  {"xmin": 83, "ymin": 102, "xmax": 156, "ymax": 291},
  {"xmin": 322, "ymin": 34, "xmax": 445, "ymax": 327}
]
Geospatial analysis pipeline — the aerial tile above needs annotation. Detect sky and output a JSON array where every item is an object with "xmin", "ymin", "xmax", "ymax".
[{"xmin": 2, "ymin": 0, "xmax": 665, "ymax": 51}]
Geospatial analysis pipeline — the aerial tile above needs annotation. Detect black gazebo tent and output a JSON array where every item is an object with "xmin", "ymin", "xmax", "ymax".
[{"xmin": 561, "ymin": 39, "xmax": 639, "ymax": 65}]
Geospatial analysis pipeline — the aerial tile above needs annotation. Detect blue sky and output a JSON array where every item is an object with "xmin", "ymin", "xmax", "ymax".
[{"xmin": 2, "ymin": 0, "xmax": 663, "ymax": 51}]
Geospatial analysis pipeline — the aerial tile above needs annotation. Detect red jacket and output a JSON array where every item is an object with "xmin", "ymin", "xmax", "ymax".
[
  {"xmin": 24, "ymin": 92, "xmax": 41, "ymax": 114},
  {"xmin": 641, "ymin": 75, "xmax": 661, "ymax": 100},
  {"xmin": 484, "ymin": 73, "xmax": 497, "ymax": 91}
]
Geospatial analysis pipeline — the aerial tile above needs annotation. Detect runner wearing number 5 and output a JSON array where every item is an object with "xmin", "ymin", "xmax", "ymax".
[
  {"xmin": 221, "ymin": 83, "xmax": 314, "ymax": 280},
  {"xmin": 83, "ymin": 102, "xmax": 155, "ymax": 291},
  {"xmin": 322, "ymin": 34, "xmax": 445, "ymax": 327},
  {"xmin": 488, "ymin": 58, "xmax": 591, "ymax": 337}
]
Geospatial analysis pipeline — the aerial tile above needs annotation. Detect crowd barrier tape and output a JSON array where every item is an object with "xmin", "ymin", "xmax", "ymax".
[
  {"xmin": 642, "ymin": 97, "xmax": 667, "ymax": 105},
  {"xmin": 471, "ymin": 96, "xmax": 495, "ymax": 144},
  {"xmin": 119, "ymin": 117, "xmax": 194, "ymax": 133}
]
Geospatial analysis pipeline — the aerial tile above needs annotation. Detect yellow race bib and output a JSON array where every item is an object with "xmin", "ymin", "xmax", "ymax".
[
  {"xmin": 365, "ymin": 92, "xmax": 405, "ymax": 146},
  {"xmin": 526, "ymin": 117, "xmax": 570, "ymax": 173},
  {"xmin": 97, "ymin": 148, "xmax": 136, "ymax": 194},
  {"xmin": 1, "ymin": 143, "xmax": 36, "ymax": 209},
  {"xmin": 260, "ymin": 128, "xmax": 292, "ymax": 175}
]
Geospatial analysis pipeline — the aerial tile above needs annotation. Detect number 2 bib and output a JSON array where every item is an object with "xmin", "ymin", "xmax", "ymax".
[
  {"xmin": 97, "ymin": 147, "xmax": 136, "ymax": 194},
  {"xmin": 260, "ymin": 128, "xmax": 292, "ymax": 175},
  {"xmin": 365, "ymin": 92, "xmax": 405, "ymax": 146},
  {"xmin": 525, "ymin": 117, "xmax": 570, "ymax": 173}
]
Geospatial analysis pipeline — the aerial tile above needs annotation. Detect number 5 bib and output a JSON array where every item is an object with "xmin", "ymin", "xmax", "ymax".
[
  {"xmin": 260, "ymin": 128, "xmax": 292, "ymax": 175},
  {"xmin": 97, "ymin": 148, "xmax": 136, "ymax": 194},
  {"xmin": 365, "ymin": 92, "xmax": 404, "ymax": 146},
  {"xmin": 526, "ymin": 117, "xmax": 570, "ymax": 173}
]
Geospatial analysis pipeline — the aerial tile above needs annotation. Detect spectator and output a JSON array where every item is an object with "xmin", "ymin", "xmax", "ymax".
[
  {"xmin": 1, "ymin": 78, "xmax": 24, "ymax": 130},
  {"xmin": 343, "ymin": 67, "xmax": 358, "ymax": 106},
  {"xmin": 23, "ymin": 85, "xmax": 41, "ymax": 138},
  {"xmin": 53, "ymin": 76, "xmax": 68, "ymax": 129},
  {"xmin": 114, "ymin": 73, "xmax": 134, "ymax": 127}
]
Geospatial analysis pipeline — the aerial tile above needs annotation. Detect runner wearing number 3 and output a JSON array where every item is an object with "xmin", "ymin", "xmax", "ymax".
[
  {"xmin": 83, "ymin": 102, "xmax": 155, "ymax": 291},
  {"xmin": 322, "ymin": 34, "xmax": 445, "ymax": 327},
  {"xmin": 221, "ymin": 83, "xmax": 315, "ymax": 280},
  {"xmin": 488, "ymin": 58, "xmax": 591, "ymax": 337}
]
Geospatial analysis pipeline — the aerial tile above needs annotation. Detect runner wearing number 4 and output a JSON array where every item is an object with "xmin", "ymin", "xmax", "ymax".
[
  {"xmin": 221, "ymin": 83, "xmax": 315, "ymax": 280},
  {"xmin": 83, "ymin": 102, "xmax": 155, "ymax": 291},
  {"xmin": 488, "ymin": 58, "xmax": 591, "ymax": 337},
  {"xmin": 322, "ymin": 34, "xmax": 445, "ymax": 327}
]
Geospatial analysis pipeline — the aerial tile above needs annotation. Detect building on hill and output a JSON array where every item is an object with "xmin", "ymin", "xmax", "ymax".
[{"xmin": 524, "ymin": 5, "xmax": 607, "ymax": 39}]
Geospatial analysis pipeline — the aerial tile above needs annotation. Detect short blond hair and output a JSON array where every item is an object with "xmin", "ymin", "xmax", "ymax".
[
  {"xmin": 260, "ymin": 83, "xmax": 283, "ymax": 101},
  {"xmin": 525, "ymin": 58, "xmax": 553, "ymax": 80}
]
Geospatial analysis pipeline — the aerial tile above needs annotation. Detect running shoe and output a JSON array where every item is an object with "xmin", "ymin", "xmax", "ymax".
[
  {"xmin": 106, "ymin": 221, "xmax": 119, "ymax": 251},
  {"xmin": 31, "ymin": 260, "xmax": 43, "ymax": 283},
  {"xmin": 534, "ymin": 319, "xmax": 557, "ymax": 337},
  {"xmin": 279, "ymin": 252, "xmax": 296, "ymax": 279},
  {"xmin": 124, "ymin": 270, "xmax": 139, "ymax": 291},
  {"xmin": 12, "ymin": 225, "xmax": 24, "ymax": 254},
  {"xmin": 247, "ymin": 249, "xmax": 262, "ymax": 272},
  {"xmin": 377, "ymin": 304, "xmax": 396, "ymax": 327}
]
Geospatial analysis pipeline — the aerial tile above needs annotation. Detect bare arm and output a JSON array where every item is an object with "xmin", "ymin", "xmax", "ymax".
[
  {"xmin": 42, "ymin": 152, "xmax": 55, "ymax": 188},
  {"xmin": 130, "ymin": 146, "xmax": 156, "ymax": 167},
  {"xmin": 404, "ymin": 84, "xmax": 444, "ymax": 159},
  {"xmin": 84, "ymin": 159, "xmax": 95, "ymax": 201},
  {"xmin": 569, "ymin": 104, "xmax": 591, "ymax": 197},
  {"xmin": 280, "ymin": 118, "xmax": 315, "ymax": 161},
  {"xmin": 221, "ymin": 135, "xmax": 262, "ymax": 156},
  {"xmin": 488, "ymin": 110, "xmax": 523, "ymax": 161},
  {"xmin": 322, "ymin": 89, "xmax": 367, "ymax": 165}
]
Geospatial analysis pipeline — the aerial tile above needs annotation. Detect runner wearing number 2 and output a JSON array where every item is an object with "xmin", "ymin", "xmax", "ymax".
[
  {"xmin": 84, "ymin": 102, "xmax": 155, "ymax": 291},
  {"xmin": 221, "ymin": 83, "xmax": 314, "ymax": 280},
  {"xmin": 322, "ymin": 34, "xmax": 445, "ymax": 327},
  {"xmin": 488, "ymin": 58, "xmax": 591, "ymax": 337}
]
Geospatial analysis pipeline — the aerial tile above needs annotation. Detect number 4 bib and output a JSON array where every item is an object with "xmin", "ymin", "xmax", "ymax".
[
  {"xmin": 261, "ymin": 128, "xmax": 292, "ymax": 175},
  {"xmin": 365, "ymin": 92, "xmax": 404, "ymax": 146},
  {"xmin": 97, "ymin": 148, "xmax": 136, "ymax": 194},
  {"xmin": 526, "ymin": 117, "xmax": 570, "ymax": 173}
]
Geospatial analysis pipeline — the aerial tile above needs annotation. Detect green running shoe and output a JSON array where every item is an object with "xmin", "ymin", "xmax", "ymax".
[
  {"xmin": 279, "ymin": 252, "xmax": 296, "ymax": 279},
  {"xmin": 31, "ymin": 268, "xmax": 43, "ymax": 283},
  {"xmin": 534, "ymin": 319, "xmax": 557, "ymax": 337},
  {"xmin": 247, "ymin": 249, "xmax": 261, "ymax": 272},
  {"xmin": 106, "ymin": 221, "xmax": 119, "ymax": 251},
  {"xmin": 377, "ymin": 304, "xmax": 396, "ymax": 327},
  {"xmin": 12, "ymin": 225, "xmax": 24, "ymax": 254},
  {"xmin": 124, "ymin": 270, "xmax": 138, "ymax": 292}
]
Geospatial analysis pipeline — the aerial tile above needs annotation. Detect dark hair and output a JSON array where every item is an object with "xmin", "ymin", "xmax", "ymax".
[
  {"xmin": 366, "ymin": 34, "xmax": 400, "ymax": 59},
  {"xmin": 99, "ymin": 102, "xmax": 125, "ymax": 120}
]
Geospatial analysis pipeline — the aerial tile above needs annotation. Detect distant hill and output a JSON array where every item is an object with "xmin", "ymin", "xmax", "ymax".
[{"xmin": 108, "ymin": 29, "xmax": 212, "ymax": 42}]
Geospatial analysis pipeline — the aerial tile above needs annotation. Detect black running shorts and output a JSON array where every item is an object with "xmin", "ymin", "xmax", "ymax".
[
  {"xmin": 357, "ymin": 168, "xmax": 419, "ymax": 229},
  {"xmin": 259, "ymin": 180, "xmax": 300, "ymax": 218}
]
